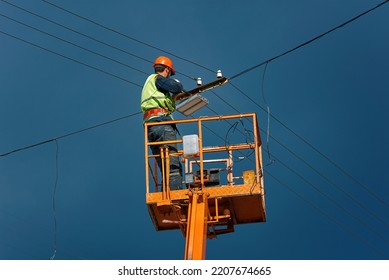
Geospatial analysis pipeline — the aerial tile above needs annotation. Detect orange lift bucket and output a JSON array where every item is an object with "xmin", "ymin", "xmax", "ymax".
[{"xmin": 144, "ymin": 113, "xmax": 266, "ymax": 259}]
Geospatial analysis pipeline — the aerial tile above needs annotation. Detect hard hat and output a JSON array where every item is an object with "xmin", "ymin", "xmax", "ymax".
[{"xmin": 153, "ymin": 56, "xmax": 176, "ymax": 75}]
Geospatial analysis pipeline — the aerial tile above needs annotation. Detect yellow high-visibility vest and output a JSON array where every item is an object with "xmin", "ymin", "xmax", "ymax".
[{"xmin": 140, "ymin": 74, "xmax": 175, "ymax": 113}]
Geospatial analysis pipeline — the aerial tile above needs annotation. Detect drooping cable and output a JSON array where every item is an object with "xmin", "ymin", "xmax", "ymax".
[
  {"xmin": 261, "ymin": 62, "xmax": 274, "ymax": 165},
  {"xmin": 224, "ymin": 119, "xmax": 255, "ymax": 161},
  {"xmin": 50, "ymin": 140, "xmax": 59, "ymax": 260}
]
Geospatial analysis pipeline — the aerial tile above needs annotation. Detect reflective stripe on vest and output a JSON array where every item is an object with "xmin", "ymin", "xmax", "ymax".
[{"xmin": 140, "ymin": 74, "xmax": 175, "ymax": 113}]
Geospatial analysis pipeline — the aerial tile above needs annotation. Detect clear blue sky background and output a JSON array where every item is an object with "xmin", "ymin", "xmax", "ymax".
[{"xmin": 1, "ymin": 0, "xmax": 388, "ymax": 260}]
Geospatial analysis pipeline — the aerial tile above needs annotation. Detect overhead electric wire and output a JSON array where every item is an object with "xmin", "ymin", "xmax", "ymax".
[
  {"xmin": 265, "ymin": 171, "xmax": 388, "ymax": 258},
  {"xmin": 210, "ymin": 85, "xmax": 389, "ymax": 228},
  {"xmin": 2, "ymin": 0, "xmax": 385, "ymax": 213},
  {"xmin": 260, "ymin": 62, "xmax": 273, "ymax": 164},
  {"xmin": 198, "ymin": 105, "xmax": 389, "ymax": 257},
  {"xmin": 23, "ymin": 0, "xmax": 389, "ymax": 210},
  {"xmin": 268, "ymin": 151, "xmax": 389, "ymax": 247},
  {"xmin": 1, "ymin": 0, "xmax": 387, "ymax": 258},
  {"xmin": 225, "ymin": 0, "xmax": 389, "ymax": 209},
  {"xmin": 228, "ymin": 0, "xmax": 389, "ymax": 80},
  {"xmin": 222, "ymin": 0, "xmax": 389, "ymax": 206},
  {"xmin": 12, "ymin": 0, "xmax": 385, "ymax": 213},
  {"xmin": 201, "ymin": 79, "xmax": 389, "ymax": 229},
  {"xmin": 0, "ymin": 0, "xmax": 152, "ymax": 65},
  {"xmin": 40, "ymin": 0, "xmax": 217, "ymax": 74},
  {"xmin": 269, "ymin": 132, "xmax": 389, "ymax": 229},
  {"xmin": 204, "ymin": 103, "xmax": 389, "ymax": 244},
  {"xmin": 1, "ymin": 0, "xmax": 198, "ymax": 81},
  {"xmin": 0, "ymin": 30, "xmax": 142, "ymax": 88},
  {"xmin": 178, "ymin": 0, "xmax": 388, "ymax": 210},
  {"xmin": 0, "ymin": 13, "xmax": 149, "ymax": 76},
  {"xmin": 230, "ymin": 81, "xmax": 389, "ymax": 209},
  {"xmin": 0, "ymin": 112, "xmax": 141, "ymax": 157},
  {"xmin": 215, "ymin": 80, "xmax": 389, "ymax": 227},
  {"xmin": 50, "ymin": 140, "xmax": 59, "ymax": 260}
]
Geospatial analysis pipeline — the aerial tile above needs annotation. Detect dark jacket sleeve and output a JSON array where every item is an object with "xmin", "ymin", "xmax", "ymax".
[{"xmin": 156, "ymin": 75, "xmax": 184, "ymax": 94}]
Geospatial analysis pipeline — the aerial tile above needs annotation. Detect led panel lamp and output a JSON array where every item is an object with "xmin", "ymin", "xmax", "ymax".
[{"xmin": 176, "ymin": 94, "xmax": 209, "ymax": 116}]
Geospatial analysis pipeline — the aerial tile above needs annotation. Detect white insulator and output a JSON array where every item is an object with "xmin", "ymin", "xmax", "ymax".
[
  {"xmin": 217, "ymin": 70, "xmax": 222, "ymax": 78},
  {"xmin": 197, "ymin": 77, "xmax": 202, "ymax": 86}
]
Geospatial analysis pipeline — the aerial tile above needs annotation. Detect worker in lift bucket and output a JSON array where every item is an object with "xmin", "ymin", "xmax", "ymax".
[{"xmin": 141, "ymin": 56, "xmax": 185, "ymax": 190}]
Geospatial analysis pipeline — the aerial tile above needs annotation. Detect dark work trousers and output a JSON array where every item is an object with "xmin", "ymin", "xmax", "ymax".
[{"xmin": 147, "ymin": 119, "xmax": 183, "ymax": 190}]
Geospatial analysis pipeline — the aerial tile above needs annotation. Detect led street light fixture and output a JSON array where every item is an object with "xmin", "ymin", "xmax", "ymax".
[{"xmin": 176, "ymin": 94, "xmax": 208, "ymax": 116}]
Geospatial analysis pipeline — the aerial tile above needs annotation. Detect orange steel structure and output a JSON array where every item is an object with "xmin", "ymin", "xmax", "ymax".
[{"xmin": 144, "ymin": 113, "xmax": 266, "ymax": 260}]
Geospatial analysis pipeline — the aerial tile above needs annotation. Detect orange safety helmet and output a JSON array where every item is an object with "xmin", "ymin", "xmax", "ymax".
[{"xmin": 153, "ymin": 56, "xmax": 176, "ymax": 75}]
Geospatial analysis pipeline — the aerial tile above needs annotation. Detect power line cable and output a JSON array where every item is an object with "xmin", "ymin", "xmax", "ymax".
[
  {"xmin": 196, "ymin": 105, "xmax": 389, "ymax": 254},
  {"xmin": 209, "ymin": 80, "xmax": 389, "ymax": 228},
  {"xmin": 217, "ymin": 77, "xmax": 389, "ymax": 214},
  {"xmin": 0, "ymin": 112, "xmax": 141, "ymax": 157},
  {"xmin": 18, "ymin": 0, "xmax": 388, "ymax": 258},
  {"xmin": 37, "ymin": 0, "xmax": 389, "ymax": 87},
  {"xmin": 33, "ymin": 0, "xmax": 389, "ymax": 187},
  {"xmin": 191, "ymin": 70, "xmax": 389, "ymax": 259},
  {"xmin": 205, "ymin": 88, "xmax": 389, "ymax": 229},
  {"xmin": 207, "ymin": 63, "xmax": 389, "ymax": 226},
  {"xmin": 0, "ymin": 29, "xmax": 142, "ymax": 87},
  {"xmin": 269, "ymin": 131, "xmax": 389, "ymax": 229},
  {"xmin": 261, "ymin": 62, "xmax": 274, "ymax": 165},
  {"xmin": 1, "ymin": 0, "xmax": 197, "ymax": 81},
  {"xmin": 211, "ymin": 80, "xmax": 389, "ymax": 226},
  {"xmin": 265, "ymin": 170, "xmax": 388, "ymax": 258},
  {"xmin": 110, "ymin": 0, "xmax": 389, "ymax": 207},
  {"xmin": 0, "ymin": 0, "xmax": 152, "ymax": 65},
  {"xmin": 50, "ymin": 140, "xmax": 59, "ymax": 260},
  {"xmin": 0, "ymin": 94, "xmax": 385, "ymax": 258},
  {"xmin": 2, "ymin": 0, "xmax": 384, "ymax": 228},
  {"xmin": 6, "ymin": 9, "xmax": 384, "ymax": 220},
  {"xmin": 0, "ymin": 13, "xmax": 149, "ymax": 76},
  {"xmin": 40, "ymin": 0, "xmax": 217, "ymax": 74},
  {"xmin": 268, "ymin": 150, "xmax": 389, "ymax": 247},
  {"xmin": 228, "ymin": 81, "xmax": 389, "ymax": 209},
  {"xmin": 228, "ymin": 0, "xmax": 389, "ymax": 80},
  {"xmin": 212, "ymin": 94, "xmax": 389, "ymax": 244}
]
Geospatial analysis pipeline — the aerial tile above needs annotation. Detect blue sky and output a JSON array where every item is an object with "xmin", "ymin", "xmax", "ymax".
[{"xmin": 1, "ymin": 0, "xmax": 388, "ymax": 260}]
